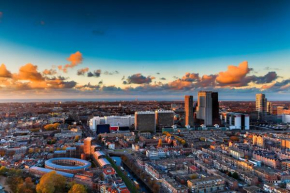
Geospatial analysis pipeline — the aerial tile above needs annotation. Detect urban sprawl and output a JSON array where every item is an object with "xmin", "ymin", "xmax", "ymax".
[{"xmin": 1, "ymin": 92, "xmax": 290, "ymax": 193}]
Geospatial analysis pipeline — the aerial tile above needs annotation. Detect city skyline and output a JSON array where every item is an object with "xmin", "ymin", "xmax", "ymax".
[{"xmin": 1, "ymin": 0, "xmax": 290, "ymax": 100}]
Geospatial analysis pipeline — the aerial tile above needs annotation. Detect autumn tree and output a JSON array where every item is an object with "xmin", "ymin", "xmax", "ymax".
[
  {"xmin": 7, "ymin": 176, "xmax": 23, "ymax": 193},
  {"xmin": 36, "ymin": 171, "xmax": 66, "ymax": 193},
  {"xmin": 44, "ymin": 123, "xmax": 60, "ymax": 131},
  {"xmin": 18, "ymin": 177, "xmax": 36, "ymax": 193},
  {"xmin": 157, "ymin": 139, "xmax": 162, "ymax": 148},
  {"xmin": 74, "ymin": 135, "xmax": 80, "ymax": 142},
  {"xmin": 230, "ymin": 136, "xmax": 239, "ymax": 142},
  {"xmin": 68, "ymin": 184, "xmax": 87, "ymax": 193}
]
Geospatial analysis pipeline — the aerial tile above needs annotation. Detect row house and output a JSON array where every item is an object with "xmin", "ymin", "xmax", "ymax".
[{"xmin": 252, "ymin": 150, "xmax": 280, "ymax": 169}]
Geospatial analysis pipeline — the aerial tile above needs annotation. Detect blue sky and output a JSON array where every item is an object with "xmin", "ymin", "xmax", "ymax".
[{"xmin": 1, "ymin": 0, "xmax": 290, "ymax": 100}]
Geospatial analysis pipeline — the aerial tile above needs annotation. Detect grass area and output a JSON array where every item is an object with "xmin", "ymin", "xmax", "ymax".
[{"xmin": 106, "ymin": 156, "xmax": 138, "ymax": 193}]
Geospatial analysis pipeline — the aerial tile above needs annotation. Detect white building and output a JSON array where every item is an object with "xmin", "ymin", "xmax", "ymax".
[
  {"xmin": 89, "ymin": 115, "xmax": 134, "ymax": 132},
  {"xmin": 282, "ymin": 114, "xmax": 290, "ymax": 123},
  {"xmin": 221, "ymin": 112, "xmax": 250, "ymax": 130}
]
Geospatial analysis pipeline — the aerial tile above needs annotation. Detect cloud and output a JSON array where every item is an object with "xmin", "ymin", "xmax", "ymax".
[
  {"xmin": 43, "ymin": 69, "xmax": 57, "ymax": 75},
  {"xmin": 255, "ymin": 71, "xmax": 278, "ymax": 84},
  {"xmin": 262, "ymin": 79, "xmax": 290, "ymax": 92},
  {"xmin": 46, "ymin": 79, "xmax": 77, "ymax": 89},
  {"xmin": 104, "ymin": 70, "xmax": 119, "ymax": 75},
  {"xmin": 264, "ymin": 67, "xmax": 280, "ymax": 71},
  {"xmin": 58, "ymin": 51, "xmax": 83, "ymax": 73},
  {"xmin": 173, "ymin": 76, "xmax": 179, "ymax": 79},
  {"xmin": 182, "ymin": 72, "xmax": 199, "ymax": 82},
  {"xmin": 215, "ymin": 61, "xmax": 277, "ymax": 87},
  {"xmin": 76, "ymin": 83, "xmax": 101, "ymax": 91},
  {"xmin": 0, "ymin": 64, "xmax": 12, "ymax": 78},
  {"xmin": 216, "ymin": 61, "xmax": 250, "ymax": 85},
  {"xmin": 14, "ymin": 63, "xmax": 44, "ymax": 81},
  {"xmin": 101, "ymin": 85, "xmax": 122, "ymax": 91},
  {"xmin": 67, "ymin": 51, "xmax": 83, "ymax": 66},
  {"xmin": 87, "ymin": 69, "xmax": 101, "ymax": 77},
  {"xmin": 125, "ymin": 73, "xmax": 154, "ymax": 84},
  {"xmin": 77, "ymin": 67, "xmax": 89, "ymax": 76}
]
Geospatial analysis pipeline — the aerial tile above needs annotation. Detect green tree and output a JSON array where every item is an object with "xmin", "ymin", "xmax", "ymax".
[
  {"xmin": 232, "ymin": 172, "xmax": 239, "ymax": 180},
  {"xmin": 68, "ymin": 184, "xmax": 87, "ymax": 193},
  {"xmin": 36, "ymin": 171, "xmax": 66, "ymax": 193}
]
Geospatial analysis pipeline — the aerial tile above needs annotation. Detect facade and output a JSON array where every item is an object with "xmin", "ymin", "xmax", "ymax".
[
  {"xmin": 196, "ymin": 91, "xmax": 220, "ymax": 126},
  {"xmin": 221, "ymin": 112, "xmax": 250, "ymax": 130},
  {"xmin": 45, "ymin": 158, "xmax": 91, "ymax": 174},
  {"xmin": 135, "ymin": 111, "xmax": 156, "ymax": 133},
  {"xmin": 84, "ymin": 137, "xmax": 94, "ymax": 157},
  {"xmin": 277, "ymin": 106, "xmax": 285, "ymax": 116},
  {"xmin": 267, "ymin": 102, "xmax": 272, "ymax": 114},
  {"xmin": 185, "ymin": 95, "xmax": 194, "ymax": 127},
  {"xmin": 89, "ymin": 115, "xmax": 134, "ymax": 131},
  {"xmin": 155, "ymin": 110, "xmax": 174, "ymax": 131},
  {"xmin": 187, "ymin": 176, "xmax": 225, "ymax": 193},
  {"xmin": 256, "ymin": 93, "xmax": 267, "ymax": 120},
  {"xmin": 252, "ymin": 135, "xmax": 264, "ymax": 147},
  {"xmin": 30, "ymin": 166, "xmax": 74, "ymax": 179}
]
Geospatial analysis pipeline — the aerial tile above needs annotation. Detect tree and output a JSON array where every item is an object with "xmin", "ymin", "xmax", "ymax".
[
  {"xmin": 68, "ymin": 184, "xmax": 87, "ymax": 193},
  {"xmin": 230, "ymin": 136, "xmax": 239, "ymax": 142},
  {"xmin": 0, "ymin": 166, "xmax": 8, "ymax": 175},
  {"xmin": 7, "ymin": 176, "xmax": 23, "ymax": 193},
  {"xmin": 36, "ymin": 171, "xmax": 66, "ymax": 193},
  {"xmin": 18, "ymin": 177, "xmax": 36, "ymax": 193},
  {"xmin": 232, "ymin": 172, "xmax": 239, "ymax": 180},
  {"xmin": 157, "ymin": 139, "xmax": 162, "ymax": 148},
  {"xmin": 74, "ymin": 135, "xmax": 80, "ymax": 142}
]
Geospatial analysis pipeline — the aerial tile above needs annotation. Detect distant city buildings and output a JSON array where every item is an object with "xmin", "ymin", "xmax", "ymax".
[
  {"xmin": 220, "ymin": 112, "xmax": 250, "ymax": 130},
  {"xmin": 256, "ymin": 93, "xmax": 267, "ymax": 120},
  {"xmin": 135, "ymin": 111, "xmax": 156, "ymax": 133},
  {"xmin": 155, "ymin": 110, "xmax": 174, "ymax": 132},
  {"xmin": 196, "ymin": 91, "xmax": 220, "ymax": 126},
  {"xmin": 89, "ymin": 115, "xmax": 135, "ymax": 132},
  {"xmin": 84, "ymin": 137, "xmax": 94, "ymax": 157},
  {"xmin": 185, "ymin": 95, "xmax": 194, "ymax": 127},
  {"xmin": 267, "ymin": 101, "xmax": 273, "ymax": 114}
]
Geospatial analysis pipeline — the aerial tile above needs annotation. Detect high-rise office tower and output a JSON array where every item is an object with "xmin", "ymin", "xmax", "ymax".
[
  {"xmin": 155, "ymin": 110, "xmax": 174, "ymax": 131},
  {"xmin": 196, "ymin": 91, "xmax": 220, "ymax": 126},
  {"xmin": 267, "ymin": 102, "xmax": 272, "ymax": 114},
  {"xmin": 211, "ymin": 92, "xmax": 220, "ymax": 125},
  {"xmin": 135, "ymin": 111, "xmax": 156, "ymax": 133},
  {"xmin": 84, "ymin": 137, "xmax": 94, "ymax": 157},
  {"xmin": 256, "ymin": 94, "xmax": 267, "ymax": 120},
  {"xmin": 184, "ymin": 95, "xmax": 194, "ymax": 127}
]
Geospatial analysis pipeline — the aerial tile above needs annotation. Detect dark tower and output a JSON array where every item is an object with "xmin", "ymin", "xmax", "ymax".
[{"xmin": 185, "ymin": 95, "xmax": 194, "ymax": 127}]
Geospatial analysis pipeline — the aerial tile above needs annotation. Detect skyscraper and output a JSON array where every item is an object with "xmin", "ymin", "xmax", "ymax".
[
  {"xmin": 84, "ymin": 137, "xmax": 94, "ymax": 157},
  {"xmin": 256, "ymin": 94, "xmax": 267, "ymax": 120},
  {"xmin": 196, "ymin": 91, "xmax": 220, "ymax": 126},
  {"xmin": 267, "ymin": 101, "xmax": 272, "ymax": 114},
  {"xmin": 184, "ymin": 95, "xmax": 194, "ymax": 127}
]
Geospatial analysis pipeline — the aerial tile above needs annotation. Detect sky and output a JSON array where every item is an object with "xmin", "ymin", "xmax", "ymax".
[{"xmin": 1, "ymin": 0, "xmax": 290, "ymax": 100}]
